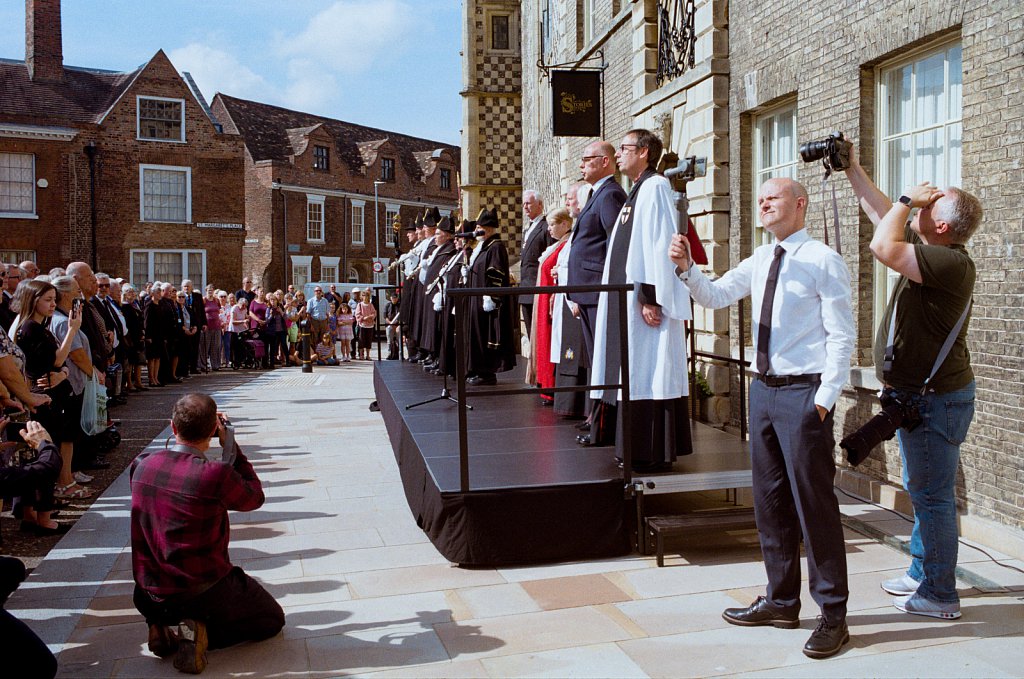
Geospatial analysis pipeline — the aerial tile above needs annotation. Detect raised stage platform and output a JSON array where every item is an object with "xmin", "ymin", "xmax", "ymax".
[{"xmin": 374, "ymin": 360, "xmax": 752, "ymax": 567}]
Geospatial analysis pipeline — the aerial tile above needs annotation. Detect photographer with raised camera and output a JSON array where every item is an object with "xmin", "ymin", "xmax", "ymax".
[
  {"xmin": 130, "ymin": 393, "xmax": 284, "ymax": 674},
  {"xmin": 844, "ymin": 145, "xmax": 982, "ymax": 621}
]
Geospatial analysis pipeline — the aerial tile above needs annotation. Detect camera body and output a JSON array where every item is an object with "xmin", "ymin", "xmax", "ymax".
[
  {"xmin": 839, "ymin": 387, "xmax": 921, "ymax": 465},
  {"xmin": 799, "ymin": 131, "xmax": 852, "ymax": 173}
]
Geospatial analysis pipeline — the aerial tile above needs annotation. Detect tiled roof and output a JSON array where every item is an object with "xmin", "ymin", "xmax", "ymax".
[
  {"xmin": 214, "ymin": 94, "xmax": 458, "ymax": 180},
  {"xmin": 0, "ymin": 58, "xmax": 143, "ymax": 125}
]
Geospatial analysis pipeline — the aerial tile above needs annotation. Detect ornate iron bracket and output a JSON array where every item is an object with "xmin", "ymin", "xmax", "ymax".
[
  {"xmin": 536, "ymin": 49, "xmax": 606, "ymax": 81},
  {"xmin": 656, "ymin": 0, "xmax": 697, "ymax": 87}
]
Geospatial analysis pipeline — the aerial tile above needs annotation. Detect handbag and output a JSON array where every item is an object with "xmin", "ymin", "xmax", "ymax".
[
  {"xmin": 80, "ymin": 373, "xmax": 109, "ymax": 436},
  {"xmin": 1, "ymin": 410, "xmax": 38, "ymax": 468}
]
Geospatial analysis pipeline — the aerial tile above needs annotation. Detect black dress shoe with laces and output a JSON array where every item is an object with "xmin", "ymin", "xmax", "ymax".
[
  {"xmin": 803, "ymin": 616, "xmax": 849, "ymax": 659},
  {"xmin": 722, "ymin": 596, "xmax": 799, "ymax": 629},
  {"xmin": 576, "ymin": 434, "xmax": 593, "ymax": 447}
]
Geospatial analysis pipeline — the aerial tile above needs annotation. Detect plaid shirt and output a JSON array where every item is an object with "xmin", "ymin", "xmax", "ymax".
[{"xmin": 130, "ymin": 444, "xmax": 264, "ymax": 598}]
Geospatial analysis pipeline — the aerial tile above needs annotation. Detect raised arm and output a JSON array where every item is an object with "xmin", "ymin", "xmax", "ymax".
[{"xmin": 843, "ymin": 145, "xmax": 892, "ymax": 226}]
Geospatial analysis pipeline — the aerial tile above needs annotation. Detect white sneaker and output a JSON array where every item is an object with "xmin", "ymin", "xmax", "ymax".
[
  {"xmin": 893, "ymin": 592, "xmax": 961, "ymax": 620},
  {"xmin": 881, "ymin": 574, "xmax": 920, "ymax": 596},
  {"xmin": 73, "ymin": 471, "xmax": 94, "ymax": 484}
]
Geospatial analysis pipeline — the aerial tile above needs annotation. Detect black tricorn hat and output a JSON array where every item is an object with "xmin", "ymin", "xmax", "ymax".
[
  {"xmin": 414, "ymin": 214, "xmax": 423, "ymax": 228},
  {"xmin": 437, "ymin": 215, "xmax": 454, "ymax": 233},
  {"xmin": 423, "ymin": 206, "xmax": 442, "ymax": 227},
  {"xmin": 475, "ymin": 207, "xmax": 499, "ymax": 228},
  {"xmin": 453, "ymin": 219, "xmax": 476, "ymax": 238},
  {"xmin": 403, "ymin": 219, "xmax": 417, "ymax": 232}
]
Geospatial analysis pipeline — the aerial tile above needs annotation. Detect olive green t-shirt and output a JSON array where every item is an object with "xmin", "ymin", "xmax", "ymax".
[{"xmin": 873, "ymin": 237, "xmax": 975, "ymax": 393}]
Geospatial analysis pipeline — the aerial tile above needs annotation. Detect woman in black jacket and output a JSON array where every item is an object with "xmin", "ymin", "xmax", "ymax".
[{"xmin": 120, "ymin": 284, "xmax": 147, "ymax": 391}]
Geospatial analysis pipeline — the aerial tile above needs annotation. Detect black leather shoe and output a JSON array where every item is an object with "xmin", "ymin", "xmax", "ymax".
[
  {"xmin": 803, "ymin": 616, "xmax": 849, "ymax": 659},
  {"xmin": 575, "ymin": 421, "xmax": 591, "ymax": 432},
  {"xmin": 722, "ymin": 596, "xmax": 799, "ymax": 629},
  {"xmin": 576, "ymin": 434, "xmax": 593, "ymax": 447},
  {"xmin": 466, "ymin": 375, "xmax": 496, "ymax": 386}
]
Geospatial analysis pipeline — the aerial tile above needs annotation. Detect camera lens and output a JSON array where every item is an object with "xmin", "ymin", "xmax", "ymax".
[{"xmin": 799, "ymin": 139, "xmax": 829, "ymax": 163}]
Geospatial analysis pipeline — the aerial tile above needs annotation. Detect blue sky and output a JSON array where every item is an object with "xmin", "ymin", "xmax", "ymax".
[{"xmin": 1, "ymin": 0, "xmax": 463, "ymax": 144}]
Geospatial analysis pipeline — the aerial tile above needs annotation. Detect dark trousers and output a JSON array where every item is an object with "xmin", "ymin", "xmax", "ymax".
[
  {"xmin": 520, "ymin": 302, "xmax": 533, "ymax": 339},
  {"xmin": 1, "ymin": 557, "xmax": 57, "ymax": 679},
  {"xmin": 749, "ymin": 379, "xmax": 848, "ymax": 623},
  {"xmin": 578, "ymin": 303, "xmax": 598, "ymax": 369},
  {"xmin": 134, "ymin": 567, "xmax": 284, "ymax": 650}
]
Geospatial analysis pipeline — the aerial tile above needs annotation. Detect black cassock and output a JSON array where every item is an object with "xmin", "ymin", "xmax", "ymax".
[
  {"xmin": 467, "ymin": 235, "xmax": 516, "ymax": 376},
  {"xmin": 419, "ymin": 240, "xmax": 457, "ymax": 355},
  {"xmin": 438, "ymin": 248, "xmax": 470, "ymax": 377},
  {"xmin": 407, "ymin": 240, "xmax": 438, "ymax": 346}
]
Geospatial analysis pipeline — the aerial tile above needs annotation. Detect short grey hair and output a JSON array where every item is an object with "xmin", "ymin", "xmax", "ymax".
[
  {"xmin": 51, "ymin": 275, "xmax": 78, "ymax": 305},
  {"xmin": 523, "ymin": 189, "xmax": 544, "ymax": 207},
  {"xmin": 95, "ymin": 272, "xmax": 110, "ymax": 282},
  {"xmin": 160, "ymin": 282, "xmax": 174, "ymax": 292},
  {"xmin": 121, "ymin": 283, "xmax": 136, "ymax": 294},
  {"xmin": 934, "ymin": 187, "xmax": 983, "ymax": 243}
]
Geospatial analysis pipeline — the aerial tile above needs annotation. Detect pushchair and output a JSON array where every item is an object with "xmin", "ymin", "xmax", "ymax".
[{"xmin": 235, "ymin": 330, "xmax": 267, "ymax": 369}]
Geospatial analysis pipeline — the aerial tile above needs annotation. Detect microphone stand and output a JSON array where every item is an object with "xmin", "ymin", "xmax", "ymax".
[{"xmin": 406, "ymin": 250, "xmax": 472, "ymax": 411}]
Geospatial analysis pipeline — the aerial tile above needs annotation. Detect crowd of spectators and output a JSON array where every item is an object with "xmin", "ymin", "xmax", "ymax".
[{"xmin": 0, "ymin": 263, "xmax": 382, "ymax": 537}]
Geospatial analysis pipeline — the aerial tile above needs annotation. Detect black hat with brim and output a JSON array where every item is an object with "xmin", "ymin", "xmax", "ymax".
[
  {"xmin": 475, "ymin": 207, "xmax": 499, "ymax": 228},
  {"xmin": 437, "ymin": 216, "xmax": 454, "ymax": 233},
  {"xmin": 423, "ymin": 206, "xmax": 442, "ymax": 227}
]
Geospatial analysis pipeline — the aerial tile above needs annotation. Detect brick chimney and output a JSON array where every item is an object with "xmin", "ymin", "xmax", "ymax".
[{"xmin": 25, "ymin": 0, "xmax": 64, "ymax": 82}]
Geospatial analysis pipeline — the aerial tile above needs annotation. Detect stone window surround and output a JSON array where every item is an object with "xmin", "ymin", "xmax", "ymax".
[
  {"xmin": 351, "ymin": 199, "xmax": 366, "ymax": 245},
  {"xmin": 320, "ymin": 255, "xmax": 340, "ymax": 283},
  {"xmin": 130, "ymin": 248, "xmax": 205, "ymax": 290},
  {"xmin": 0, "ymin": 151, "xmax": 37, "ymax": 218},
  {"xmin": 291, "ymin": 255, "xmax": 313, "ymax": 288},
  {"xmin": 136, "ymin": 95, "xmax": 186, "ymax": 143},
  {"xmin": 483, "ymin": 6, "xmax": 519, "ymax": 55},
  {"xmin": 752, "ymin": 102, "xmax": 798, "ymax": 250},
  {"xmin": 139, "ymin": 164, "xmax": 192, "ymax": 224},
  {"xmin": 306, "ymin": 193, "xmax": 326, "ymax": 243}
]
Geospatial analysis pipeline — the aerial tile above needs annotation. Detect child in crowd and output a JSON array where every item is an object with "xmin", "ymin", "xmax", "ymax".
[
  {"xmin": 314, "ymin": 332, "xmax": 338, "ymax": 366},
  {"xmin": 335, "ymin": 298, "xmax": 354, "ymax": 363},
  {"xmin": 354, "ymin": 290, "xmax": 377, "ymax": 360}
]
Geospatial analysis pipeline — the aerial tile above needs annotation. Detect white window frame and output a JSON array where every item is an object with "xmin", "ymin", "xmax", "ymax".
[
  {"xmin": 291, "ymin": 255, "xmax": 313, "ymax": 289},
  {"xmin": 385, "ymin": 204, "xmax": 400, "ymax": 246},
  {"xmin": 136, "ymin": 95, "xmax": 186, "ymax": 143},
  {"xmin": 348, "ymin": 267, "xmax": 359, "ymax": 284},
  {"xmin": 351, "ymin": 199, "xmax": 365, "ymax": 245},
  {"xmin": 320, "ymin": 256, "xmax": 340, "ymax": 283},
  {"xmin": 306, "ymin": 194, "xmax": 326, "ymax": 243},
  {"xmin": 139, "ymin": 164, "xmax": 192, "ymax": 223},
  {"xmin": 752, "ymin": 103, "xmax": 798, "ymax": 250},
  {"xmin": 874, "ymin": 38, "xmax": 962, "ymax": 333},
  {"xmin": 1, "ymin": 250, "xmax": 36, "ymax": 265},
  {"xmin": 130, "ymin": 249, "xmax": 206, "ymax": 290},
  {"xmin": 0, "ymin": 152, "xmax": 37, "ymax": 218},
  {"xmin": 582, "ymin": 0, "xmax": 597, "ymax": 47}
]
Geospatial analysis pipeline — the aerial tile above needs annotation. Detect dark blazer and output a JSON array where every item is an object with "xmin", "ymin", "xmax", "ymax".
[
  {"xmin": 519, "ymin": 217, "xmax": 554, "ymax": 305},
  {"xmin": 567, "ymin": 178, "xmax": 627, "ymax": 306},
  {"xmin": 185, "ymin": 291, "xmax": 206, "ymax": 331}
]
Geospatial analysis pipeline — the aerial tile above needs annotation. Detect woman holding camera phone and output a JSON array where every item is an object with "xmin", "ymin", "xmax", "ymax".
[{"xmin": 10, "ymin": 279, "xmax": 88, "ymax": 520}]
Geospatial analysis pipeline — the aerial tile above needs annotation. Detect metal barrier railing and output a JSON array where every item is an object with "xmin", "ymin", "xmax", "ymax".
[
  {"xmin": 686, "ymin": 298, "xmax": 750, "ymax": 441},
  {"xmin": 448, "ymin": 282, "xmax": 634, "ymax": 494}
]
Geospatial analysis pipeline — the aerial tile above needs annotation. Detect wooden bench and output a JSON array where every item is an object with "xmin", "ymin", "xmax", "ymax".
[{"xmin": 646, "ymin": 507, "xmax": 757, "ymax": 567}]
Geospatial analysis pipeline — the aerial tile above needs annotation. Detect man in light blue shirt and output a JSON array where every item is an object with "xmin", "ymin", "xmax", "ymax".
[
  {"xmin": 670, "ymin": 177, "xmax": 854, "ymax": 659},
  {"xmin": 305, "ymin": 287, "xmax": 330, "ymax": 343}
]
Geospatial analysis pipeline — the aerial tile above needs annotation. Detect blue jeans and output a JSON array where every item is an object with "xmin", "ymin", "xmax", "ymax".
[{"xmin": 896, "ymin": 380, "xmax": 975, "ymax": 603}]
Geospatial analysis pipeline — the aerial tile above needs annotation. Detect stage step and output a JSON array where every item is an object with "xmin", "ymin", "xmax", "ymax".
[{"xmin": 646, "ymin": 508, "xmax": 757, "ymax": 567}]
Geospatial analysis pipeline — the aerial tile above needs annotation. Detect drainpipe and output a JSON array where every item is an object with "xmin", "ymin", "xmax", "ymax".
[
  {"xmin": 84, "ymin": 142, "xmax": 97, "ymax": 269},
  {"xmin": 280, "ymin": 184, "xmax": 288, "ymax": 289}
]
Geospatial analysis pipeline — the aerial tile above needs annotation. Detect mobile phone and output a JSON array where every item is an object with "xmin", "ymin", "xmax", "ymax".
[
  {"xmin": 219, "ymin": 415, "xmax": 237, "ymax": 465},
  {"xmin": 72, "ymin": 298, "xmax": 82, "ymax": 314}
]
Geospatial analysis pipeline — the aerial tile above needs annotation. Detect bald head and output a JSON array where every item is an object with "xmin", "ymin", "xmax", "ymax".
[
  {"xmin": 67, "ymin": 261, "xmax": 98, "ymax": 297},
  {"xmin": 580, "ymin": 140, "xmax": 616, "ymax": 184},
  {"xmin": 757, "ymin": 177, "xmax": 809, "ymax": 240}
]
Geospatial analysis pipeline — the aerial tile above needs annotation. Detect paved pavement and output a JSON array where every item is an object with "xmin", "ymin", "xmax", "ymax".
[{"xmin": 10, "ymin": 364, "xmax": 1024, "ymax": 678}]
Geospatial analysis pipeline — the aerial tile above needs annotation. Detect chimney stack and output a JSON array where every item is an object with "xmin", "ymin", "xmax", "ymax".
[{"xmin": 26, "ymin": 0, "xmax": 64, "ymax": 82}]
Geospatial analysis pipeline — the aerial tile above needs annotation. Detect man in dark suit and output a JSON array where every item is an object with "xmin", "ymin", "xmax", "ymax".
[
  {"xmin": 519, "ymin": 190, "xmax": 554, "ymax": 339},
  {"xmin": 567, "ymin": 140, "xmax": 627, "ymax": 366},
  {"xmin": 181, "ymin": 279, "xmax": 206, "ymax": 375}
]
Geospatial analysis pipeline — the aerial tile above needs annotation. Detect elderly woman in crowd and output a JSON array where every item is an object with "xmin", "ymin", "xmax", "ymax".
[
  {"xmin": 199, "ymin": 284, "xmax": 223, "ymax": 372},
  {"xmin": 218, "ymin": 291, "xmax": 233, "ymax": 368},
  {"xmin": 120, "ymin": 284, "xmax": 147, "ymax": 392},
  {"xmin": 526, "ymin": 207, "xmax": 573, "ymax": 405},
  {"xmin": 227, "ymin": 296, "xmax": 249, "ymax": 369}
]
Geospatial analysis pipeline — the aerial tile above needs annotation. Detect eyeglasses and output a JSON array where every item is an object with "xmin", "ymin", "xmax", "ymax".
[
  {"xmin": 618, "ymin": 144, "xmax": 639, "ymax": 153},
  {"xmin": 97, "ymin": 283, "xmax": 110, "ymax": 288},
  {"xmin": 581, "ymin": 155, "xmax": 605, "ymax": 163}
]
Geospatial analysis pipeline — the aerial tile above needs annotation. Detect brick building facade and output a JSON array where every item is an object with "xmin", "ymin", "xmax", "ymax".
[
  {"xmin": 0, "ymin": 0, "xmax": 245, "ymax": 289},
  {"xmin": 211, "ymin": 95, "xmax": 460, "ymax": 289},
  {"xmin": 470, "ymin": 0, "xmax": 1024, "ymax": 547}
]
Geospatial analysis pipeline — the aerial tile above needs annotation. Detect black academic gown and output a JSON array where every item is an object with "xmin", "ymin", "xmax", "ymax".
[
  {"xmin": 438, "ymin": 247, "xmax": 471, "ymax": 377},
  {"xmin": 466, "ymin": 235, "xmax": 516, "ymax": 376},
  {"xmin": 419, "ymin": 240, "xmax": 457, "ymax": 355},
  {"xmin": 410, "ymin": 240, "xmax": 438, "ymax": 347}
]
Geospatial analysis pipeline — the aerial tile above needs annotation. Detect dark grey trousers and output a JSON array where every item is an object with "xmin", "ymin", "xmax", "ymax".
[{"xmin": 749, "ymin": 379, "xmax": 848, "ymax": 623}]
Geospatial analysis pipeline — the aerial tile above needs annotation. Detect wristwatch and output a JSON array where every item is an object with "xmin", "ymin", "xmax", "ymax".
[{"xmin": 897, "ymin": 195, "xmax": 912, "ymax": 206}]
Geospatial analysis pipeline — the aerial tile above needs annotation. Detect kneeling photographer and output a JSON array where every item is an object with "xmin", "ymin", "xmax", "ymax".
[{"xmin": 843, "ymin": 142, "xmax": 982, "ymax": 621}]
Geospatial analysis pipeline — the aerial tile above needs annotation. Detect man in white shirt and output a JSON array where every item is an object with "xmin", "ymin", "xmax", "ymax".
[{"xmin": 669, "ymin": 177, "xmax": 855, "ymax": 660}]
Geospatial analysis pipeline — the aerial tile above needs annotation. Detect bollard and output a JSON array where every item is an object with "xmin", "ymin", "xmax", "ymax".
[{"xmin": 300, "ymin": 319, "xmax": 313, "ymax": 373}]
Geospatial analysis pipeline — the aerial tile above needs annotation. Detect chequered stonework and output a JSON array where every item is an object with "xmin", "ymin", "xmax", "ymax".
[{"xmin": 462, "ymin": 0, "xmax": 524, "ymax": 255}]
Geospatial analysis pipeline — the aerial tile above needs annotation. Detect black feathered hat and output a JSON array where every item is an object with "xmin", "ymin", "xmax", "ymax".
[
  {"xmin": 423, "ymin": 206, "xmax": 442, "ymax": 227},
  {"xmin": 475, "ymin": 207, "xmax": 499, "ymax": 228},
  {"xmin": 454, "ymin": 219, "xmax": 476, "ymax": 238},
  {"xmin": 437, "ymin": 215, "xmax": 454, "ymax": 233}
]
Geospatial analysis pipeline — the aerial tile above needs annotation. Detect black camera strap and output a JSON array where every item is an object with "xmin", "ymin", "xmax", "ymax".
[
  {"xmin": 883, "ymin": 296, "xmax": 972, "ymax": 395},
  {"xmin": 821, "ymin": 175, "xmax": 842, "ymax": 255}
]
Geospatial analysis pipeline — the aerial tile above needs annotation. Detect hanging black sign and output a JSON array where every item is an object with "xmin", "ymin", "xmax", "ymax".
[{"xmin": 551, "ymin": 70, "xmax": 601, "ymax": 137}]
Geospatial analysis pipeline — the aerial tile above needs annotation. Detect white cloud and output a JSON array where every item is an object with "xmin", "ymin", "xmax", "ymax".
[
  {"xmin": 276, "ymin": 0, "xmax": 419, "ymax": 74},
  {"xmin": 168, "ymin": 43, "xmax": 272, "ymax": 102}
]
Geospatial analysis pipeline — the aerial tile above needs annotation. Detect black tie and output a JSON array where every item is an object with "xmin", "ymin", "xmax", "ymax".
[{"xmin": 757, "ymin": 245, "xmax": 785, "ymax": 376}]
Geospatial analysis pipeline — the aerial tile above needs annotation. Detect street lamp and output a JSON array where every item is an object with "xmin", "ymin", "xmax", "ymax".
[{"xmin": 373, "ymin": 180, "xmax": 384, "ymax": 284}]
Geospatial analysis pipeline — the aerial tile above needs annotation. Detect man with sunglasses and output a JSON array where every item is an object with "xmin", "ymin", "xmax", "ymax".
[{"xmin": 0, "ymin": 264, "xmax": 25, "ymax": 330}]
